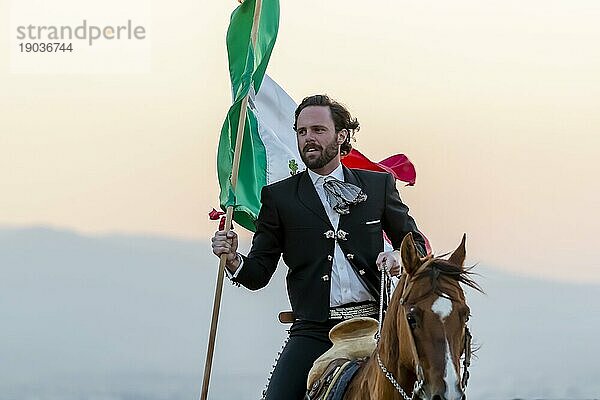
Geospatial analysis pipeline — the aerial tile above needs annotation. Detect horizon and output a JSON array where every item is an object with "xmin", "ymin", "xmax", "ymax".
[{"xmin": 1, "ymin": 224, "xmax": 597, "ymax": 287}]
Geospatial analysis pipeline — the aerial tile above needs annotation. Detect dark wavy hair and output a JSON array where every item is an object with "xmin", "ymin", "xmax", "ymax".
[{"xmin": 293, "ymin": 94, "xmax": 360, "ymax": 156}]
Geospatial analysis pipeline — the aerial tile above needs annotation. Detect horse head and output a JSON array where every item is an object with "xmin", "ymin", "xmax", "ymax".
[{"xmin": 386, "ymin": 233, "xmax": 481, "ymax": 400}]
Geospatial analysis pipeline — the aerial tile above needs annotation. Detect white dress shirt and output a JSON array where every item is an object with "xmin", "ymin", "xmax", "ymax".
[
  {"xmin": 226, "ymin": 164, "xmax": 375, "ymax": 306},
  {"xmin": 307, "ymin": 164, "xmax": 375, "ymax": 306}
]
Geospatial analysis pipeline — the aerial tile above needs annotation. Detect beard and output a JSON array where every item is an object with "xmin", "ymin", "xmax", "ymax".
[{"xmin": 300, "ymin": 137, "xmax": 340, "ymax": 170}]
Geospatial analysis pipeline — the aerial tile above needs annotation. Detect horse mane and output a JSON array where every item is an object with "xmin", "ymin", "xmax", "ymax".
[{"xmin": 409, "ymin": 258, "xmax": 484, "ymax": 303}]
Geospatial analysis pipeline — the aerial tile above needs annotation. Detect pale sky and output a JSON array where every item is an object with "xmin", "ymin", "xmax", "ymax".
[{"xmin": 1, "ymin": 0, "xmax": 599, "ymax": 283}]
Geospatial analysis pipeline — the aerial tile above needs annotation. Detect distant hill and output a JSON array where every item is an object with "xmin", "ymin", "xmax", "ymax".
[{"xmin": 1, "ymin": 226, "xmax": 598, "ymax": 400}]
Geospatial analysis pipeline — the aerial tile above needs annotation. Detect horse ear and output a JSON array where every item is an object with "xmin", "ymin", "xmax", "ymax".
[
  {"xmin": 400, "ymin": 232, "xmax": 421, "ymax": 275},
  {"xmin": 448, "ymin": 233, "xmax": 467, "ymax": 268}
]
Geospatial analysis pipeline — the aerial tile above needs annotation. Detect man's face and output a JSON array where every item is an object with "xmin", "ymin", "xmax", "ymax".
[{"xmin": 296, "ymin": 106, "xmax": 346, "ymax": 173}]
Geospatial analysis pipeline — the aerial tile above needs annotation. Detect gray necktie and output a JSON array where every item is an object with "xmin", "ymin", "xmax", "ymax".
[{"xmin": 322, "ymin": 176, "xmax": 367, "ymax": 215}]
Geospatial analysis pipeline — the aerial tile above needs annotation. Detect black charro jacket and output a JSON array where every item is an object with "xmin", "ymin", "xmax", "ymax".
[{"xmin": 233, "ymin": 166, "xmax": 427, "ymax": 322}]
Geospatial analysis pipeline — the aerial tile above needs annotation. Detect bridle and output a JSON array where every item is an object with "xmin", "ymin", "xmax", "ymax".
[{"xmin": 375, "ymin": 260, "xmax": 473, "ymax": 400}]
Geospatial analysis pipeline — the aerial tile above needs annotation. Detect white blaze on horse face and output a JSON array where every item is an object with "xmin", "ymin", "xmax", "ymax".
[
  {"xmin": 443, "ymin": 338, "xmax": 462, "ymax": 400},
  {"xmin": 431, "ymin": 296, "xmax": 462, "ymax": 400},
  {"xmin": 431, "ymin": 296, "xmax": 453, "ymax": 321}
]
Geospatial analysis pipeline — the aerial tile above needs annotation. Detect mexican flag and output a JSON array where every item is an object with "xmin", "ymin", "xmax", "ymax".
[
  {"xmin": 217, "ymin": 0, "xmax": 292, "ymax": 231},
  {"xmin": 217, "ymin": 0, "xmax": 421, "ymax": 234}
]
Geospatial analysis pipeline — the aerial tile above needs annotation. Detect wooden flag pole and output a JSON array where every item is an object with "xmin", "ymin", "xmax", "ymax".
[{"xmin": 200, "ymin": 1, "xmax": 263, "ymax": 399}]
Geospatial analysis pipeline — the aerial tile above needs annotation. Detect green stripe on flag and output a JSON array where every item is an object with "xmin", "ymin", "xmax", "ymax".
[
  {"xmin": 217, "ymin": 0, "xmax": 280, "ymax": 231},
  {"xmin": 226, "ymin": 0, "xmax": 279, "ymax": 100}
]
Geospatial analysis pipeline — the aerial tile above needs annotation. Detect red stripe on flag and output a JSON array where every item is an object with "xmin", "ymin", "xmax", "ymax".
[{"xmin": 342, "ymin": 149, "xmax": 416, "ymax": 186}]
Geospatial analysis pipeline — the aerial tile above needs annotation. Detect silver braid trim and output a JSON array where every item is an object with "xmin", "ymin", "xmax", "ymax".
[
  {"xmin": 375, "ymin": 266, "xmax": 387, "ymax": 341},
  {"xmin": 260, "ymin": 333, "xmax": 290, "ymax": 400}
]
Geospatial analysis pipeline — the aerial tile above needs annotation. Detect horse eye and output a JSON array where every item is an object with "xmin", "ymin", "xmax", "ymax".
[{"xmin": 407, "ymin": 313, "xmax": 417, "ymax": 329}]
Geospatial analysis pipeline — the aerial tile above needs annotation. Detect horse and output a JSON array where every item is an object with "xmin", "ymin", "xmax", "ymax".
[{"xmin": 308, "ymin": 233, "xmax": 482, "ymax": 400}]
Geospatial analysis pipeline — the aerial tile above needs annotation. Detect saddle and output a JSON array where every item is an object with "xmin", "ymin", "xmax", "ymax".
[
  {"xmin": 305, "ymin": 358, "xmax": 365, "ymax": 400},
  {"xmin": 306, "ymin": 317, "xmax": 378, "ymax": 395}
]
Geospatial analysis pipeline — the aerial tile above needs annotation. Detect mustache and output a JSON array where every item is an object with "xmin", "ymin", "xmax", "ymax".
[{"xmin": 303, "ymin": 143, "xmax": 323, "ymax": 153}]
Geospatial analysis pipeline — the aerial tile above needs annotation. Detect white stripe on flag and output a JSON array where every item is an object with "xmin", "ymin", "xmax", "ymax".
[{"xmin": 251, "ymin": 75, "xmax": 306, "ymax": 185}]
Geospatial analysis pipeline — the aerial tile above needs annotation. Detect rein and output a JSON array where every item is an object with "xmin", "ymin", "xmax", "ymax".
[{"xmin": 375, "ymin": 260, "xmax": 472, "ymax": 400}]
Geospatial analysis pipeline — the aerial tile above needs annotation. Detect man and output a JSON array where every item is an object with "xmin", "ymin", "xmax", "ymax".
[{"xmin": 212, "ymin": 94, "xmax": 426, "ymax": 399}]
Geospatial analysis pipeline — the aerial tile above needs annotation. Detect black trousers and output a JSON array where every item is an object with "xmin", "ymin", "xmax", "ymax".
[{"xmin": 262, "ymin": 319, "xmax": 339, "ymax": 400}]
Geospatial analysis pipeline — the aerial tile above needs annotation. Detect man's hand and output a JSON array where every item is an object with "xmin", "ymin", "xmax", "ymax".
[
  {"xmin": 211, "ymin": 230, "xmax": 241, "ymax": 272},
  {"xmin": 376, "ymin": 250, "xmax": 402, "ymax": 277}
]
